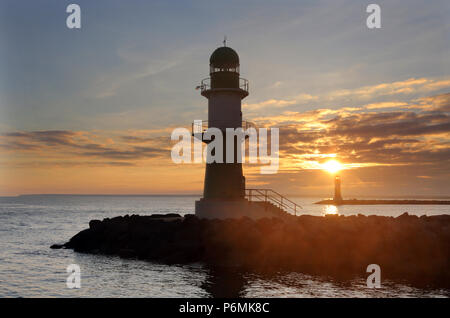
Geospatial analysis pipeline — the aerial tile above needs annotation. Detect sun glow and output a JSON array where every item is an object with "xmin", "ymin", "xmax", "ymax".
[
  {"xmin": 324, "ymin": 205, "xmax": 338, "ymax": 215},
  {"xmin": 322, "ymin": 160, "xmax": 343, "ymax": 174}
]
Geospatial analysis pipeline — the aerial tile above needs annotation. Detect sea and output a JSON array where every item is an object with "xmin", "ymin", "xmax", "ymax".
[{"xmin": 0, "ymin": 195, "xmax": 448, "ymax": 298}]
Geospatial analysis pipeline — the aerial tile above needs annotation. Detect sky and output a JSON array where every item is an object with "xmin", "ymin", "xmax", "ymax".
[{"xmin": 0, "ymin": 0, "xmax": 449, "ymax": 197}]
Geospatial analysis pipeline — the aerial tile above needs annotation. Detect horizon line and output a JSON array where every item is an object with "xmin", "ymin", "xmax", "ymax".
[{"xmin": 1, "ymin": 193, "xmax": 450, "ymax": 200}]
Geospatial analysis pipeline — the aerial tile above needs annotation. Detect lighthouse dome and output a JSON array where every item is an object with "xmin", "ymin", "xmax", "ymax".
[{"xmin": 209, "ymin": 47, "xmax": 239, "ymax": 67}]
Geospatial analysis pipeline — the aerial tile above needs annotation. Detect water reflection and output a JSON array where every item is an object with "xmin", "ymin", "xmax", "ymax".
[
  {"xmin": 202, "ymin": 266, "xmax": 247, "ymax": 298},
  {"xmin": 323, "ymin": 205, "xmax": 338, "ymax": 215},
  {"xmin": 201, "ymin": 268, "xmax": 449, "ymax": 298}
]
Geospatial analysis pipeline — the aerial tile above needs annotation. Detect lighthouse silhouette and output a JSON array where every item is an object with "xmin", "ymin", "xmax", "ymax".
[
  {"xmin": 201, "ymin": 45, "xmax": 247, "ymax": 199},
  {"xmin": 193, "ymin": 44, "xmax": 301, "ymax": 219},
  {"xmin": 334, "ymin": 175, "xmax": 343, "ymax": 203}
]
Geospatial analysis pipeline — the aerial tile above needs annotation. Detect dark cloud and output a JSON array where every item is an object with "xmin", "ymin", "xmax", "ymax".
[
  {"xmin": 3, "ymin": 130, "xmax": 77, "ymax": 146},
  {"xmin": 5, "ymin": 161, "xmax": 137, "ymax": 168},
  {"xmin": 120, "ymin": 136, "xmax": 155, "ymax": 143},
  {"xmin": 327, "ymin": 112, "xmax": 450, "ymax": 138},
  {"xmin": 80, "ymin": 146, "xmax": 167, "ymax": 160},
  {"xmin": 418, "ymin": 93, "xmax": 450, "ymax": 112},
  {"xmin": 0, "ymin": 130, "xmax": 169, "ymax": 162}
]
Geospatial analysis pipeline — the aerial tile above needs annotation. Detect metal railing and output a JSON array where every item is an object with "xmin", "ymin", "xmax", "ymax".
[
  {"xmin": 245, "ymin": 188, "xmax": 302, "ymax": 216},
  {"xmin": 192, "ymin": 120, "xmax": 255, "ymax": 134},
  {"xmin": 197, "ymin": 77, "xmax": 249, "ymax": 94},
  {"xmin": 198, "ymin": 78, "xmax": 210, "ymax": 92},
  {"xmin": 239, "ymin": 78, "xmax": 249, "ymax": 92}
]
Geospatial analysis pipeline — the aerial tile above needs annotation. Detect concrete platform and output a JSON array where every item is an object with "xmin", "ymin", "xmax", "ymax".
[{"xmin": 195, "ymin": 198, "xmax": 290, "ymax": 220}]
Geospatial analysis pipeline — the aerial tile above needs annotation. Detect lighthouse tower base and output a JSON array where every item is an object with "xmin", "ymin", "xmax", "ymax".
[{"xmin": 195, "ymin": 198, "xmax": 290, "ymax": 220}]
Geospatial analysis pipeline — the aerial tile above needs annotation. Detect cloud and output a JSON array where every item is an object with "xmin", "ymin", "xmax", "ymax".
[
  {"xmin": 326, "ymin": 111, "xmax": 449, "ymax": 139},
  {"xmin": 4, "ymin": 130, "xmax": 78, "ymax": 146},
  {"xmin": 92, "ymin": 46, "xmax": 189, "ymax": 99},
  {"xmin": 243, "ymin": 98, "xmax": 298, "ymax": 110},
  {"xmin": 413, "ymin": 93, "xmax": 450, "ymax": 112},
  {"xmin": 0, "ymin": 130, "xmax": 170, "ymax": 165},
  {"xmin": 326, "ymin": 78, "xmax": 450, "ymax": 101},
  {"xmin": 251, "ymin": 93, "xmax": 450, "ymax": 173},
  {"xmin": 245, "ymin": 77, "xmax": 450, "ymax": 117},
  {"xmin": 363, "ymin": 101, "xmax": 409, "ymax": 110},
  {"xmin": 270, "ymin": 81, "xmax": 283, "ymax": 88},
  {"xmin": 8, "ymin": 160, "xmax": 137, "ymax": 168}
]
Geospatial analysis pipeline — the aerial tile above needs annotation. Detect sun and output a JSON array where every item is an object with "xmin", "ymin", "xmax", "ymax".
[{"xmin": 322, "ymin": 160, "xmax": 343, "ymax": 174}]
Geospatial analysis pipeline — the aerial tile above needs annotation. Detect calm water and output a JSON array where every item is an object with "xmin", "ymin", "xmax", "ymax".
[{"xmin": 0, "ymin": 195, "xmax": 448, "ymax": 298}]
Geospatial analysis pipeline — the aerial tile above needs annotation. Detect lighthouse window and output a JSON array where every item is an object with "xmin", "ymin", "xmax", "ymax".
[{"xmin": 210, "ymin": 66, "xmax": 239, "ymax": 73}]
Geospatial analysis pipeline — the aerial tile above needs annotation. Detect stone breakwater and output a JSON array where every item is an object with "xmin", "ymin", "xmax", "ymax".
[{"xmin": 53, "ymin": 213, "xmax": 450, "ymax": 288}]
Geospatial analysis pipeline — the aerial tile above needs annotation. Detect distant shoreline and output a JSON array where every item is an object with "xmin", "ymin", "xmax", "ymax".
[
  {"xmin": 2, "ymin": 194, "xmax": 203, "ymax": 198},
  {"xmin": 1, "ymin": 194, "xmax": 450, "ymax": 200}
]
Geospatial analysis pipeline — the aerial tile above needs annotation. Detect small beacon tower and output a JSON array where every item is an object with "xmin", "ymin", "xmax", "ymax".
[{"xmin": 334, "ymin": 175, "xmax": 343, "ymax": 203}]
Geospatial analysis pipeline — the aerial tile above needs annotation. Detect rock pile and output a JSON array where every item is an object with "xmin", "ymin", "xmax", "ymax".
[{"xmin": 52, "ymin": 212, "xmax": 450, "ymax": 288}]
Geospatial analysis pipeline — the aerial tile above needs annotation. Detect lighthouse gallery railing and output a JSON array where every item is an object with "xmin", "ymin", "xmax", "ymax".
[
  {"xmin": 245, "ymin": 189, "xmax": 302, "ymax": 216},
  {"xmin": 197, "ymin": 77, "xmax": 249, "ymax": 93},
  {"xmin": 192, "ymin": 120, "xmax": 255, "ymax": 134}
]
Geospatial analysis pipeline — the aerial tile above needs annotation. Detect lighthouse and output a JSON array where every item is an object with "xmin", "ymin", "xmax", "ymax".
[
  {"xmin": 201, "ymin": 45, "xmax": 248, "ymax": 200},
  {"xmin": 334, "ymin": 175, "xmax": 343, "ymax": 203},
  {"xmin": 193, "ymin": 44, "xmax": 301, "ymax": 219}
]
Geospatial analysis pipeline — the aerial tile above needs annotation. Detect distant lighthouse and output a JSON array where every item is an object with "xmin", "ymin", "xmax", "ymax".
[
  {"xmin": 193, "ymin": 44, "xmax": 301, "ymax": 219},
  {"xmin": 334, "ymin": 175, "xmax": 343, "ymax": 203}
]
